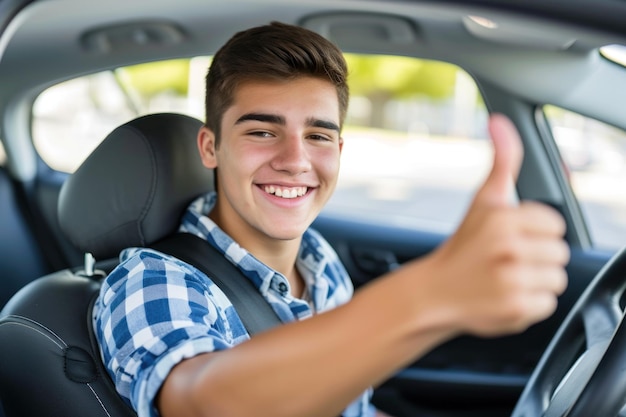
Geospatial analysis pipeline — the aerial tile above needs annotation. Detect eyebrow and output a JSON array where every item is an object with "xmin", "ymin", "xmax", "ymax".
[
  {"xmin": 236, "ymin": 113, "xmax": 284, "ymax": 125},
  {"xmin": 235, "ymin": 113, "xmax": 340, "ymax": 132},
  {"xmin": 307, "ymin": 117, "xmax": 340, "ymax": 132}
]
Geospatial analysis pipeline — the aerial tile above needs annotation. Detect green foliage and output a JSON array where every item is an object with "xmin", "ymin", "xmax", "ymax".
[
  {"xmin": 345, "ymin": 53, "xmax": 458, "ymax": 100},
  {"xmin": 117, "ymin": 55, "xmax": 459, "ymax": 101},
  {"xmin": 116, "ymin": 54, "xmax": 459, "ymax": 103},
  {"xmin": 117, "ymin": 59, "xmax": 191, "ymax": 96}
]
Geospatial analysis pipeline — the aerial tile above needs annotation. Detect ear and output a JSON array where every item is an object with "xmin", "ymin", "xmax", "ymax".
[
  {"xmin": 197, "ymin": 126, "xmax": 218, "ymax": 169},
  {"xmin": 338, "ymin": 136, "xmax": 344, "ymax": 154}
]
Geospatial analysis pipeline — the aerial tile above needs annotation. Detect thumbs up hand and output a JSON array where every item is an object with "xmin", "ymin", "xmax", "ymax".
[
  {"xmin": 476, "ymin": 113, "xmax": 523, "ymax": 208},
  {"xmin": 420, "ymin": 114, "xmax": 569, "ymax": 337}
]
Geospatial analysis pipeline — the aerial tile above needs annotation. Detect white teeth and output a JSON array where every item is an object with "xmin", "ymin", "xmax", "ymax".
[{"xmin": 263, "ymin": 186, "xmax": 307, "ymax": 199}]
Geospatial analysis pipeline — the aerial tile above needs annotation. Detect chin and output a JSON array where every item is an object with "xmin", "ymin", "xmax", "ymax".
[
  {"xmin": 268, "ymin": 230, "xmax": 307, "ymax": 242},
  {"xmin": 261, "ymin": 223, "xmax": 310, "ymax": 242}
]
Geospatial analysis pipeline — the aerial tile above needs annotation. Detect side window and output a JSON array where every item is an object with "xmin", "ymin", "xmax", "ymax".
[
  {"xmin": 328, "ymin": 54, "xmax": 490, "ymax": 233},
  {"xmin": 32, "ymin": 54, "xmax": 490, "ymax": 234},
  {"xmin": 32, "ymin": 57, "xmax": 209, "ymax": 173},
  {"xmin": 545, "ymin": 105, "xmax": 626, "ymax": 250}
]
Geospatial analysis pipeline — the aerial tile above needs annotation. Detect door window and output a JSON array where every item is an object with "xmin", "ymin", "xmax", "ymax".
[{"xmin": 546, "ymin": 105, "xmax": 626, "ymax": 250}]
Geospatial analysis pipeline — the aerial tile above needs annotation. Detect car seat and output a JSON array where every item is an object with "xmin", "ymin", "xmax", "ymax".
[{"xmin": 0, "ymin": 113, "xmax": 211, "ymax": 417}]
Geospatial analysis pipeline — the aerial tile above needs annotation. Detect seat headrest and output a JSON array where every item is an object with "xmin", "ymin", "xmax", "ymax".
[{"xmin": 58, "ymin": 113, "xmax": 213, "ymax": 261}]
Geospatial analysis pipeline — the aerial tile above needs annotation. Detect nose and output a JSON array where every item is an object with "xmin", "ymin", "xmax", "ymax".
[{"xmin": 270, "ymin": 134, "xmax": 312, "ymax": 174}]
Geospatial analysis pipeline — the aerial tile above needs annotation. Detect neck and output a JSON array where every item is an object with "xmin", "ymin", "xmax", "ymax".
[
  {"xmin": 240, "ymin": 234, "xmax": 306, "ymax": 298},
  {"xmin": 252, "ymin": 237, "xmax": 302, "ymax": 279},
  {"xmin": 209, "ymin": 206, "xmax": 305, "ymax": 297}
]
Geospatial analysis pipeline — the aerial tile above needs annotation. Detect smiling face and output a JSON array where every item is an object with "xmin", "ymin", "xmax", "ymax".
[{"xmin": 198, "ymin": 76, "xmax": 343, "ymax": 251}]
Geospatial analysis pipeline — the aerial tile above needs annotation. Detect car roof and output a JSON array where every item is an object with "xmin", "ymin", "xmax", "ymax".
[
  {"xmin": 2, "ymin": 0, "xmax": 625, "ymax": 117},
  {"xmin": 1, "ymin": 0, "xmax": 625, "ymax": 179}
]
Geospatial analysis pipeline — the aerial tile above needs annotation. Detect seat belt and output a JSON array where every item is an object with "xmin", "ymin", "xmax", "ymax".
[
  {"xmin": 152, "ymin": 233, "xmax": 346, "ymax": 417},
  {"xmin": 150, "ymin": 232, "xmax": 282, "ymax": 335}
]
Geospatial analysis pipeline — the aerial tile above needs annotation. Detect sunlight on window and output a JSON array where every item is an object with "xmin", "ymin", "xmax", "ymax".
[
  {"xmin": 328, "ymin": 54, "xmax": 490, "ymax": 233},
  {"xmin": 601, "ymin": 44, "xmax": 626, "ymax": 67},
  {"xmin": 32, "ymin": 58, "xmax": 210, "ymax": 172},
  {"xmin": 0, "ymin": 141, "xmax": 6, "ymax": 166}
]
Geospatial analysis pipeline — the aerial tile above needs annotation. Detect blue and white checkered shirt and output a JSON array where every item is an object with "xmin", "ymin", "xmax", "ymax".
[{"xmin": 93, "ymin": 192, "xmax": 375, "ymax": 417}]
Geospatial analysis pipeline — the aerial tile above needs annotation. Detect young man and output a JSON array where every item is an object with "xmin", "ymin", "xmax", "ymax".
[{"xmin": 94, "ymin": 22, "xmax": 569, "ymax": 417}]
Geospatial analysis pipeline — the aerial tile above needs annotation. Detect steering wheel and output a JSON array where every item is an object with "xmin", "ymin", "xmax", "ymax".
[{"xmin": 511, "ymin": 246, "xmax": 626, "ymax": 417}]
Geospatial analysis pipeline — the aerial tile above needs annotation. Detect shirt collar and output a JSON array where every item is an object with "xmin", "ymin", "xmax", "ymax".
[{"xmin": 178, "ymin": 192, "xmax": 331, "ymax": 300}]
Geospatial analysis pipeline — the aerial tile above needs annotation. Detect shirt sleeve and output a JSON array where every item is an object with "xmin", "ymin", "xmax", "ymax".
[{"xmin": 93, "ymin": 248, "xmax": 249, "ymax": 417}]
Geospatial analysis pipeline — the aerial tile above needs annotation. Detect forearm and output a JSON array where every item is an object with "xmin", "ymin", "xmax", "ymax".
[
  {"xmin": 159, "ymin": 257, "xmax": 454, "ymax": 417},
  {"xmin": 159, "ymin": 190, "xmax": 570, "ymax": 417}
]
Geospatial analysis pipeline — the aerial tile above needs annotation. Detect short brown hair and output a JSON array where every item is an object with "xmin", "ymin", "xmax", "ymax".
[{"xmin": 204, "ymin": 21, "xmax": 349, "ymax": 145}]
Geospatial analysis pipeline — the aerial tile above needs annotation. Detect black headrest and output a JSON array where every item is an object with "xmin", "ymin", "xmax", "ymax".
[{"xmin": 58, "ymin": 113, "xmax": 213, "ymax": 261}]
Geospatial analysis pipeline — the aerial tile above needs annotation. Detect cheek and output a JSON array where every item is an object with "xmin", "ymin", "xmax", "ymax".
[
  {"xmin": 315, "ymin": 149, "xmax": 342, "ymax": 182},
  {"xmin": 218, "ymin": 144, "xmax": 266, "ymax": 177}
]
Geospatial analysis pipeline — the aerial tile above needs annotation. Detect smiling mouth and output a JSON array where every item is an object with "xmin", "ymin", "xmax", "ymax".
[{"xmin": 263, "ymin": 185, "xmax": 308, "ymax": 199}]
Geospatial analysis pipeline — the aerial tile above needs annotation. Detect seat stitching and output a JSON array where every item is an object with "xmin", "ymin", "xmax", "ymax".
[
  {"xmin": 0, "ymin": 315, "xmax": 67, "ymax": 349},
  {"xmin": 87, "ymin": 382, "xmax": 113, "ymax": 417},
  {"xmin": 1, "ymin": 317, "xmax": 116, "ymax": 415}
]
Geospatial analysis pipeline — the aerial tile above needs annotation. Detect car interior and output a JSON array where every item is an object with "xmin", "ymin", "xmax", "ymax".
[
  {"xmin": 1, "ymin": 0, "xmax": 626, "ymax": 416},
  {"xmin": 0, "ymin": 112, "xmax": 210, "ymax": 417}
]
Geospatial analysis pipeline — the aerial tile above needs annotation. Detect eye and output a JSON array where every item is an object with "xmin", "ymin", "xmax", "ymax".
[
  {"xmin": 308, "ymin": 132, "xmax": 338, "ymax": 142},
  {"xmin": 248, "ymin": 130, "xmax": 275, "ymax": 138},
  {"xmin": 308, "ymin": 134, "xmax": 331, "ymax": 141}
]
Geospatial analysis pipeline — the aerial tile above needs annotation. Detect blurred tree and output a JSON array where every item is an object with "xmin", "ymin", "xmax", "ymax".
[
  {"xmin": 345, "ymin": 54, "xmax": 457, "ymax": 128},
  {"xmin": 115, "ymin": 55, "xmax": 463, "ymax": 131},
  {"xmin": 117, "ymin": 59, "xmax": 190, "ymax": 97}
]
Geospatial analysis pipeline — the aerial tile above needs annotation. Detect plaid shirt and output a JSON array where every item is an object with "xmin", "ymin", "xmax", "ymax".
[{"xmin": 93, "ymin": 192, "xmax": 374, "ymax": 417}]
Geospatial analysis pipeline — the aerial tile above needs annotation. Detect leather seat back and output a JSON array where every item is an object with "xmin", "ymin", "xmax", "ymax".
[{"xmin": 0, "ymin": 113, "xmax": 212, "ymax": 417}]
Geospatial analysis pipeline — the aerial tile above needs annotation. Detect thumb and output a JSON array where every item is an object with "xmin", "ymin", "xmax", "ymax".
[{"xmin": 476, "ymin": 113, "xmax": 523, "ymax": 207}]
